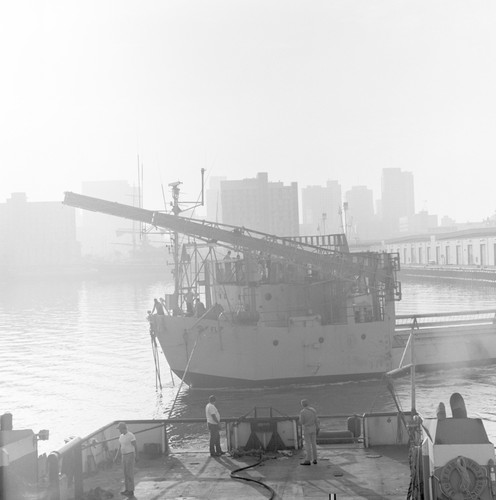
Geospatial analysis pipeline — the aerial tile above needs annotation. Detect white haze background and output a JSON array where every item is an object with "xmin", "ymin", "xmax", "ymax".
[{"xmin": 1, "ymin": 0, "xmax": 496, "ymax": 221}]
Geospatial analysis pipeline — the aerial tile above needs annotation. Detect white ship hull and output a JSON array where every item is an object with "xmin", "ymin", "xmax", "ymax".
[
  {"xmin": 392, "ymin": 318, "xmax": 496, "ymax": 371},
  {"xmin": 151, "ymin": 313, "xmax": 396, "ymax": 387},
  {"xmin": 152, "ymin": 310, "xmax": 496, "ymax": 388}
]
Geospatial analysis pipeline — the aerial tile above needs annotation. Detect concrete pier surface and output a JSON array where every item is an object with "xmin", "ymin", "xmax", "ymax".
[{"xmin": 83, "ymin": 443, "xmax": 410, "ymax": 499}]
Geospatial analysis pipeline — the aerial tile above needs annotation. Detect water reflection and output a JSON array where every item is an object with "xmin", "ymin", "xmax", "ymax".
[{"xmin": 398, "ymin": 275, "xmax": 496, "ymax": 314}]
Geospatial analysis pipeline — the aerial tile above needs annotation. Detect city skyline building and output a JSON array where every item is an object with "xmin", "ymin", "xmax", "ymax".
[
  {"xmin": 345, "ymin": 185, "xmax": 376, "ymax": 242},
  {"xmin": 381, "ymin": 168, "xmax": 415, "ymax": 237},
  {"xmin": 300, "ymin": 180, "xmax": 342, "ymax": 236},
  {"xmin": 399, "ymin": 210, "xmax": 438, "ymax": 234},
  {"xmin": 220, "ymin": 172, "xmax": 299, "ymax": 236},
  {"xmin": 205, "ymin": 176, "xmax": 226, "ymax": 223},
  {"xmin": 0, "ymin": 192, "xmax": 80, "ymax": 273}
]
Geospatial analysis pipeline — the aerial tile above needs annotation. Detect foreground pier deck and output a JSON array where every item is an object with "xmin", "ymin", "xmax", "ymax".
[{"xmin": 83, "ymin": 443, "xmax": 410, "ymax": 499}]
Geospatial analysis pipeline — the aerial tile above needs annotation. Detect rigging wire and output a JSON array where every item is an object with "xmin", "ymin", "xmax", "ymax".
[
  {"xmin": 149, "ymin": 325, "xmax": 163, "ymax": 392},
  {"xmin": 167, "ymin": 331, "xmax": 201, "ymax": 419},
  {"xmin": 167, "ymin": 305, "xmax": 217, "ymax": 418},
  {"xmin": 211, "ymin": 247, "xmax": 236, "ymax": 315}
]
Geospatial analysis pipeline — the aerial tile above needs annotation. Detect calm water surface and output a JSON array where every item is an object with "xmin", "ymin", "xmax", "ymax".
[{"xmin": 1, "ymin": 274, "xmax": 496, "ymax": 453}]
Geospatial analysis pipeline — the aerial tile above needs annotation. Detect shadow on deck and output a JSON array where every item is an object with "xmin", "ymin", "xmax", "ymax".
[{"xmin": 83, "ymin": 444, "xmax": 410, "ymax": 500}]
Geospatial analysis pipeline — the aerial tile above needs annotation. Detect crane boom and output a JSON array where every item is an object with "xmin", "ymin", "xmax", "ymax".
[{"xmin": 63, "ymin": 191, "xmax": 397, "ymax": 283}]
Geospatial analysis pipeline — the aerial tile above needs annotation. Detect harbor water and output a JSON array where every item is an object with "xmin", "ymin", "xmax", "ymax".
[{"xmin": 1, "ymin": 273, "xmax": 496, "ymax": 454}]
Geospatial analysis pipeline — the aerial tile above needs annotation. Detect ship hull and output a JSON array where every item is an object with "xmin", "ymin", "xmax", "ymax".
[
  {"xmin": 151, "ymin": 313, "xmax": 496, "ymax": 388},
  {"xmin": 169, "ymin": 368, "xmax": 387, "ymax": 388},
  {"xmin": 392, "ymin": 321, "xmax": 496, "ymax": 371},
  {"xmin": 151, "ymin": 314, "xmax": 395, "ymax": 388}
]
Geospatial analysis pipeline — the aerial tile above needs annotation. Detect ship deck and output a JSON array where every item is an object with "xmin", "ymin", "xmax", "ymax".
[{"xmin": 83, "ymin": 443, "xmax": 411, "ymax": 499}]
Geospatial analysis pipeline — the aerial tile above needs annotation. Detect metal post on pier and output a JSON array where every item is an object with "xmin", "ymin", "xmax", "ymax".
[{"xmin": 410, "ymin": 317, "xmax": 418, "ymax": 414}]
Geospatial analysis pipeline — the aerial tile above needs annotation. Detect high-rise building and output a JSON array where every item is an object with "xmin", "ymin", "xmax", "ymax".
[
  {"xmin": 300, "ymin": 181, "xmax": 342, "ymax": 236},
  {"xmin": 345, "ymin": 185, "xmax": 376, "ymax": 241},
  {"xmin": 80, "ymin": 180, "xmax": 139, "ymax": 258},
  {"xmin": 220, "ymin": 172, "xmax": 299, "ymax": 236},
  {"xmin": 399, "ymin": 211, "xmax": 438, "ymax": 234},
  {"xmin": 0, "ymin": 192, "xmax": 80, "ymax": 273},
  {"xmin": 206, "ymin": 176, "xmax": 226, "ymax": 223},
  {"xmin": 381, "ymin": 168, "xmax": 415, "ymax": 237}
]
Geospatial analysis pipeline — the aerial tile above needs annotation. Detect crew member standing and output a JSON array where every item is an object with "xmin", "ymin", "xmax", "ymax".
[
  {"xmin": 114, "ymin": 422, "xmax": 138, "ymax": 497},
  {"xmin": 205, "ymin": 395, "xmax": 225, "ymax": 457},
  {"xmin": 152, "ymin": 298, "xmax": 165, "ymax": 315},
  {"xmin": 184, "ymin": 288, "xmax": 195, "ymax": 316},
  {"xmin": 299, "ymin": 399, "xmax": 319, "ymax": 465},
  {"xmin": 195, "ymin": 298, "xmax": 206, "ymax": 317},
  {"xmin": 223, "ymin": 251, "xmax": 232, "ymax": 280}
]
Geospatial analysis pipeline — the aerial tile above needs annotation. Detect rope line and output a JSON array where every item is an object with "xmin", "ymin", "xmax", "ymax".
[
  {"xmin": 167, "ymin": 331, "xmax": 202, "ymax": 419},
  {"xmin": 167, "ymin": 304, "xmax": 217, "ymax": 419},
  {"xmin": 150, "ymin": 330, "xmax": 163, "ymax": 391}
]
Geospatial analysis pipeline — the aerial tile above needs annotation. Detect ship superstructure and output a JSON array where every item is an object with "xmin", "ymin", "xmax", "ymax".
[{"xmin": 64, "ymin": 187, "xmax": 401, "ymax": 387}]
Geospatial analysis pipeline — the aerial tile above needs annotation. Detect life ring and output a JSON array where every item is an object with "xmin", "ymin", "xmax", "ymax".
[{"xmin": 439, "ymin": 455, "xmax": 486, "ymax": 500}]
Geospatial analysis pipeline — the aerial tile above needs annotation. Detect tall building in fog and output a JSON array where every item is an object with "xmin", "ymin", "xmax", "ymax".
[
  {"xmin": 381, "ymin": 168, "xmax": 415, "ymax": 237},
  {"xmin": 80, "ymin": 180, "xmax": 139, "ymax": 258},
  {"xmin": 220, "ymin": 172, "xmax": 299, "ymax": 236},
  {"xmin": 345, "ymin": 185, "xmax": 376, "ymax": 241},
  {"xmin": 0, "ymin": 192, "xmax": 80, "ymax": 273},
  {"xmin": 206, "ymin": 176, "xmax": 226, "ymax": 223},
  {"xmin": 300, "ymin": 181, "xmax": 342, "ymax": 236}
]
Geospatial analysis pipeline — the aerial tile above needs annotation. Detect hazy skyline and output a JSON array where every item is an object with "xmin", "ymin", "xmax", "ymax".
[{"xmin": 2, "ymin": 1, "xmax": 496, "ymax": 222}]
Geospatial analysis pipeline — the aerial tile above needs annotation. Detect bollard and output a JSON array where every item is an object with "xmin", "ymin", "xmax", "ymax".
[
  {"xmin": 47, "ymin": 452, "xmax": 60, "ymax": 500},
  {"xmin": 1, "ymin": 412, "xmax": 13, "ymax": 431},
  {"xmin": 47, "ymin": 437, "xmax": 84, "ymax": 500}
]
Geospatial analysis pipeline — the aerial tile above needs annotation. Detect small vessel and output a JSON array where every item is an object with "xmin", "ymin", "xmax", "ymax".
[{"xmin": 63, "ymin": 183, "xmax": 496, "ymax": 388}]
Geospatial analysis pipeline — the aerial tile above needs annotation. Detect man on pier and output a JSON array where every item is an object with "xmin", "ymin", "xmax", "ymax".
[
  {"xmin": 205, "ymin": 395, "xmax": 226, "ymax": 457},
  {"xmin": 299, "ymin": 399, "xmax": 319, "ymax": 465},
  {"xmin": 114, "ymin": 422, "xmax": 138, "ymax": 497}
]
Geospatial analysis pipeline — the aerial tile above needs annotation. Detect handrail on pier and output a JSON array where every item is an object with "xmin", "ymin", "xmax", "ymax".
[{"xmin": 395, "ymin": 309, "xmax": 496, "ymax": 331}]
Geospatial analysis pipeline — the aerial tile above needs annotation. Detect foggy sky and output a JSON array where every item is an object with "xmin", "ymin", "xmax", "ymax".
[{"xmin": 1, "ymin": 0, "xmax": 496, "ymax": 222}]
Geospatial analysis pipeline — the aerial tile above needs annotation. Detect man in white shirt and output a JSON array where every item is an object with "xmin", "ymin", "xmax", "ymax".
[
  {"xmin": 205, "ymin": 395, "xmax": 225, "ymax": 457},
  {"xmin": 114, "ymin": 422, "xmax": 138, "ymax": 497}
]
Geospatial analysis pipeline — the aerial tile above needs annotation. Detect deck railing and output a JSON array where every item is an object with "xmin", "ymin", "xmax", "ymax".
[
  {"xmin": 43, "ymin": 412, "xmax": 369, "ymax": 500},
  {"xmin": 395, "ymin": 309, "xmax": 496, "ymax": 332}
]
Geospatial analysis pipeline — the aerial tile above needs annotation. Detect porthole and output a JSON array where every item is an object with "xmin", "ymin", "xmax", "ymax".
[
  {"xmin": 273, "ymin": 340, "xmax": 279, "ymax": 346},
  {"xmin": 265, "ymin": 293, "xmax": 272, "ymax": 301},
  {"xmin": 318, "ymin": 337, "xmax": 324, "ymax": 343},
  {"xmin": 361, "ymin": 334, "xmax": 366, "ymax": 340}
]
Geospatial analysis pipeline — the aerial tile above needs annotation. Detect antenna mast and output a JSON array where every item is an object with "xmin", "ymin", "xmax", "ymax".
[{"xmin": 167, "ymin": 170, "xmax": 206, "ymax": 311}]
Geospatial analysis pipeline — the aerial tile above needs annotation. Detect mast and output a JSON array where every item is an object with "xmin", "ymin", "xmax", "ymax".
[{"xmin": 169, "ymin": 181, "xmax": 182, "ymax": 310}]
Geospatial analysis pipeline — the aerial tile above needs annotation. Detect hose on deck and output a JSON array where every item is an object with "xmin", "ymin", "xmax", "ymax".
[{"xmin": 229, "ymin": 452, "xmax": 276, "ymax": 500}]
